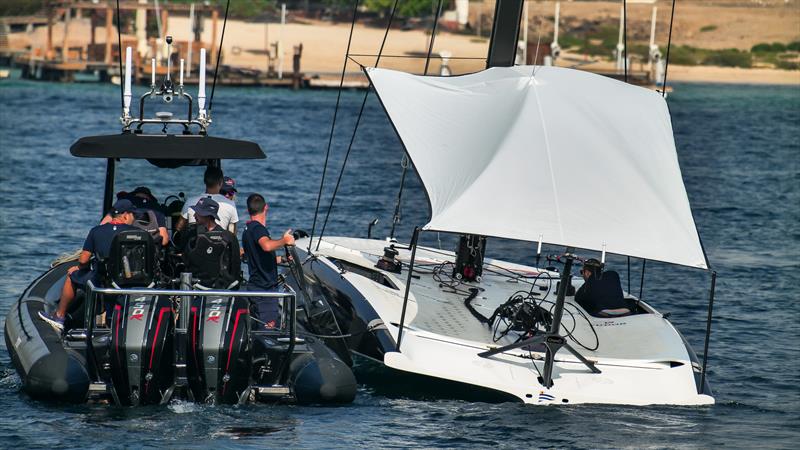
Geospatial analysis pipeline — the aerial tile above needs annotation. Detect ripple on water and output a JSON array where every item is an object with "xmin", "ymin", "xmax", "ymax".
[{"xmin": 0, "ymin": 80, "xmax": 798, "ymax": 448}]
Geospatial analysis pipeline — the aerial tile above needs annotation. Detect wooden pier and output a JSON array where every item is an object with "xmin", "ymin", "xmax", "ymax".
[{"xmin": 1, "ymin": 0, "xmax": 341, "ymax": 89}]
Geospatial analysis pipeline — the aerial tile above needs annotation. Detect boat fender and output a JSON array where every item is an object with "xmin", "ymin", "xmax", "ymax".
[{"xmin": 290, "ymin": 353, "xmax": 357, "ymax": 404}]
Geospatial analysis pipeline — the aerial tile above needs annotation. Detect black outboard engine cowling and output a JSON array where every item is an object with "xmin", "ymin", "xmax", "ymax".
[
  {"xmin": 188, "ymin": 296, "xmax": 251, "ymax": 404},
  {"xmin": 106, "ymin": 229, "xmax": 174, "ymax": 406},
  {"xmin": 109, "ymin": 295, "xmax": 175, "ymax": 406}
]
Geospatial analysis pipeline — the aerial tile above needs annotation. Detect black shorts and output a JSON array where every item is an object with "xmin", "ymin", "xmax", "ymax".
[{"xmin": 69, "ymin": 268, "xmax": 97, "ymax": 288}]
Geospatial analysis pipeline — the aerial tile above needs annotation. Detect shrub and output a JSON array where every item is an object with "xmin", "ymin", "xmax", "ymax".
[
  {"xmin": 703, "ymin": 49, "xmax": 752, "ymax": 68},
  {"xmin": 787, "ymin": 41, "xmax": 800, "ymax": 52},
  {"xmin": 700, "ymin": 25, "xmax": 717, "ymax": 32},
  {"xmin": 668, "ymin": 46, "xmax": 703, "ymax": 66},
  {"xmin": 776, "ymin": 60, "xmax": 800, "ymax": 70},
  {"xmin": 752, "ymin": 42, "xmax": 788, "ymax": 53}
]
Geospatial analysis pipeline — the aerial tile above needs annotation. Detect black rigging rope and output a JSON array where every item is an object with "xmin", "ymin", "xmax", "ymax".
[
  {"xmin": 309, "ymin": 0, "xmax": 361, "ymax": 253},
  {"xmin": 662, "ymin": 0, "xmax": 677, "ymax": 97},
  {"xmin": 423, "ymin": 0, "xmax": 444, "ymax": 76},
  {"xmin": 316, "ymin": 0, "xmax": 401, "ymax": 251},
  {"xmin": 115, "ymin": 0, "xmax": 124, "ymax": 112},
  {"xmin": 207, "ymin": 0, "xmax": 230, "ymax": 116},
  {"xmin": 623, "ymin": 0, "xmax": 628, "ymax": 83},
  {"xmin": 389, "ymin": 156, "xmax": 409, "ymax": 240}
]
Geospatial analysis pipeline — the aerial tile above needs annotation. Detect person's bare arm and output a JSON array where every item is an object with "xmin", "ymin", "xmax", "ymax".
[
  {"xmin": 175, "ymin": 216, "xmax": 187, "ymax": 231},
  {"xmin": 78, "ymin": 250, "xmax": 92, "ymax": 270},
  {"xmin": 158, "ymin": 227, "xmax": 169, "ymax": 247},
  {"xmin": 257, "ymin": 230, "xmax": 295, "ymax": 253}
]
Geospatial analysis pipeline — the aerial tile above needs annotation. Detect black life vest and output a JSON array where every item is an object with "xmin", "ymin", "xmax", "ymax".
[
  {"xmin": 183, "ymin": 229, "xmax": 241, "ymax": 289},
  {"xmin": 132, "ymin": 209, "xmax": 161, "ymax": 244}
]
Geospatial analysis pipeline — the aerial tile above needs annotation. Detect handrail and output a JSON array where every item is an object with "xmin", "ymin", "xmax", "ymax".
[
  {"xmin": 83, "ymin": 280, "xmax": 297, "ymax": 389},
  {"xmin": 86, "ymin": 281, "xmax": 295, "ymax": 298}
]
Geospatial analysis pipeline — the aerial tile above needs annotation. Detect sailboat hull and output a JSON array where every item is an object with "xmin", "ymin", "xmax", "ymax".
[{"xmin": 297, "ymin": 237, "xmax": 714, "ymax": 406}]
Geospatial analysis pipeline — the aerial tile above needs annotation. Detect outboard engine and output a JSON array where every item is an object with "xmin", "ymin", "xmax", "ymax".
[
  {"xmin": 106, "ymin": 230, "xmax": 174, "ymax": 405},
  {"xmin": 187, "ymin": 296, "xmax": 251, "ymax": 404},
  {"xmin": 109, "ymin": 295, "xmax": 175, "ymax": 405}
]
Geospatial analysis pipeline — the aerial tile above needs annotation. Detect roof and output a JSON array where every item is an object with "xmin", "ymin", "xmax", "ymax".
[{"xmin": 70, "ymin": 133, "xmax": 266, "ymax": 160}]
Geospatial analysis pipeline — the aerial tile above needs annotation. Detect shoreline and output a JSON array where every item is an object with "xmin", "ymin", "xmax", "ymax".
[{"xmin": 663, "ymin": 65, "xmax": 800, "ymax": 85}]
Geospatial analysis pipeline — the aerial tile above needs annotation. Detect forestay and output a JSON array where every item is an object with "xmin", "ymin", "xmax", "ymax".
[{"xmin": 365, "ymin": 66, "xmax": 707, "ymax": 269}]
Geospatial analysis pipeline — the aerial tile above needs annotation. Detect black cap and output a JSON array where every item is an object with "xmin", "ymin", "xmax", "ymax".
[
  {"xmin": 221, "ymin": 176, "xmax": 237, "ymax": 195},
  {"xmin": 583, "ymin": 258, "xmax": 604, "ymax": 274},
  {"xmin": 193, "ymin": 197, "xmax": 220, "ymax": 220},
  {"xmin": 111, "ymin": 199, "xmax": 136, "ymax": 215}
]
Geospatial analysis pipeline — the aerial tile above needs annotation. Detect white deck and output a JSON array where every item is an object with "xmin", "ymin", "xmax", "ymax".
[{"xmin": 304, "ymin": 236, "xmax": 713, "ymax": 406}]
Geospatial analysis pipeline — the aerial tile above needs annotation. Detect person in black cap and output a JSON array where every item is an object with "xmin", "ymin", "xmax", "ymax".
[
  {"xmin": 40, "ymin": 199, "xmax": 138, "ymax": 331},
  {"xmin": 220, "ymin": 176, "xmax": 237, "ymax": 202},
  {"xmin": 575, "ymin": 258, "xmax": 631, "ymax": 317},
  {"xmin": 101, "ymin": 187, "xmax": 169, "ymax": 246},
  {"xmin": 193, "ymin": 197, "xmax": 224, "ymax": 233},
  {"xmin": 182, "ymin": 197, "xmax": 241, "ymax": 288}
]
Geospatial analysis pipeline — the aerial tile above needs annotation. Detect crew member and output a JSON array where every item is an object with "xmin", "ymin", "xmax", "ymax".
[
  {"xmin": 575, "ymin": 258, "xmax": 631, "ymax": 317},
  {"xmin": 101, "ymin": 186, "xmax": 169, "ymax": 246},
  {"xmin": 241, "ymin": 193, "xmax": 295, "ymax": 328},
  {"xmin": 182, "ymin": 197, "xmax": 241, "ymax": 288},
  {"xmin": 39, "ymin": 199, "xmax": 137, "ymax": 331},
  {"xmin": 220, "ymin": 176, "xmax": 237, "ymax": 202},
  {"xmin": 177, "ymin": 166, "xmax": 239, "ymax": 232}
]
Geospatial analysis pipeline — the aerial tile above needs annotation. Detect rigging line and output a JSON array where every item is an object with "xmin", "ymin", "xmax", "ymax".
[
  {"xmin": 623, "ymin": 0, "xmax": 628, "ymax": 83},
  {"xmin": 423, "ymin": 0, "xmax": 445, "ymax": 76},
  {"xmin": 349, "ymin": 54, "xmax": 485, "ymax": 60},
  {"xmin": 662, "ymin": 0, "xmax": 676, "ymax": 97},
  {"xmin": 316, "ymin": 0, "xmax": 401, "ymax": 251},
  {"xmin": 388, "ymin": 0, "xmax": 442, "ymax": 240},
  {"xmin": 309, "ymin": 0, "xmax": 361, "ymax": 253},
  {"xmin": 207, "ymin": 0, "xmax": 230, "ymax": 116},
  {"xmin": 531, "ymin": 14, "xmax": 543, "ymax": 77},
  {"xmin": 389, "ymin": 155, "xmax": 409, "ymax": 239},
  {"xmin": 115, "ymin": 0, "xmax": 123, "ymax": 113}
]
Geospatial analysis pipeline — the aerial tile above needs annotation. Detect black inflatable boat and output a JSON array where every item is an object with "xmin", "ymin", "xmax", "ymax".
[
  {"xmin": 3, "ymin": 43, "xmax": 356, "ymax": 405},
  {"xmin": 5, "ymin": 253, "xmax": 356, "ymax": 405}
]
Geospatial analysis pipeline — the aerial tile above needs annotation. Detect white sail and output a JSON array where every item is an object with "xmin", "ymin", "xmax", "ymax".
[{"xmin": 365, "ymin": 66, "xmax": 707, "ymax": 269}]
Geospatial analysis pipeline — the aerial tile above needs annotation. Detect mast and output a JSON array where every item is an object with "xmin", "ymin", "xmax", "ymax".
[
  {"xmin": 485, "ymin": 0, "xmax": 524, "ymax": 68},
  {"xmin": 454, "ymin": 1, "xmax": 526, "ymax": 281}
]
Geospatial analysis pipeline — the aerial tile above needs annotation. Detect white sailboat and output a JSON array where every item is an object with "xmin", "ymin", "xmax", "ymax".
[{"xmin": 292, "ymin": 0, "xmax": 716, "ymax": 406}]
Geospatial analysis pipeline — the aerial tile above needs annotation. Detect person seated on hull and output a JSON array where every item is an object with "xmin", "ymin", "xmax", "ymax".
[
  {"xmin": 575, "ymin": 258, "xmax": 631, "ymax": 318},
  {"xmin": 182, "ymin": 197, "xmax": 241, "ymax": 289},
  {"xmin": 101, "ymin": 187, "xmax": 169, "ymax": 247},
  {"xmin": 241, "ymin": 193, "xmax": 295, "ymax": 329},
  {"xmin": 176, "ymin": 166, "xmax": 239, "ymax": 234},
  {"xmin": 39, "ymin": 199, "xmax": 138, "ymax": 332}
]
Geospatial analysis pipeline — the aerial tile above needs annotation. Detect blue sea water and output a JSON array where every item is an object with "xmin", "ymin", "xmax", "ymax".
[{"xmin": 0, "ymin": 78, "xmax": 798, "ymax": 449}]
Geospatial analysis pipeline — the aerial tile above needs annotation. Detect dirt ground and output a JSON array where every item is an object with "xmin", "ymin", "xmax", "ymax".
[{"xmin": 7, "ymin": 0, "xmax": 800, "ymax": 84}]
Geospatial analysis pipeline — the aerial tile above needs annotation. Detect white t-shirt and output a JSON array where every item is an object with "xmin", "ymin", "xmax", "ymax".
[{"xmin": 181, "ymin": 193, "xmax": 239, "ymax": 231}]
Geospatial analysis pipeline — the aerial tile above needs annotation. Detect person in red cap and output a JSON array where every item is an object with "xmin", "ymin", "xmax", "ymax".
[
  {"xmin": 40, "ymin": 199, "xmax": 138, "ymax": 331},
  {"xmin": 220, "ymin": 176, "xmax": 237, "ymax": 202},
  {"xmin": 100, "ymin": 186, "xmax": 169, "ymax": 246}
]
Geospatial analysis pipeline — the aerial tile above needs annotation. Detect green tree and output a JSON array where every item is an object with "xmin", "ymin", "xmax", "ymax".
[{"xmin": 363, "ymin": 0, "xmax": 440, "ymax": 18}]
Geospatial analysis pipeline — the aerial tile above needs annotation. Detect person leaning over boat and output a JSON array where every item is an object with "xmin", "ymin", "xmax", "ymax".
[
  {"xmin": 176, "ymin": 166, "xmax": 239, "ymax": 233},
  {"xmin": 100, "ymin": 186, "xmax": 169, "ymax": 246},
  {"xmin": 39, "ymin": 199, "xmax": 138, "ymax": 332},
  {"xmin": 575, "ymin": 258, "xmax": 631, "ymax": 318},
  {"xmin": 241, "ymin": 193, "xmax": 295, "ymax": 328}
]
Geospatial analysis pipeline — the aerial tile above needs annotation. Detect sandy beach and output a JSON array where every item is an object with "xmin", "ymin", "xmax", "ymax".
[{"xmin": 5, "ymin": 0, "xmax": 799, "ymax": 85}]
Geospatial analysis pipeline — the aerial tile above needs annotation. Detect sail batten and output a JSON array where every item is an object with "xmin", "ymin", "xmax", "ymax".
[{"xmin": 366, "ymin": 66, "xmax": 707, "ymax": 270}]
